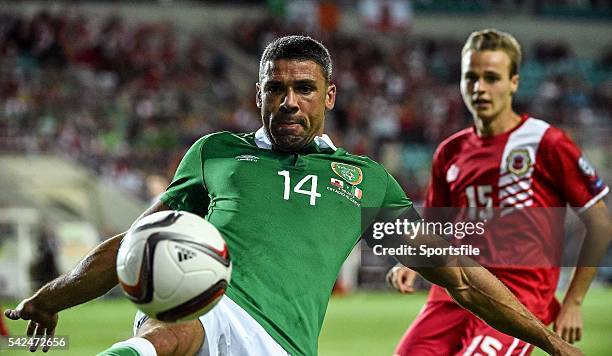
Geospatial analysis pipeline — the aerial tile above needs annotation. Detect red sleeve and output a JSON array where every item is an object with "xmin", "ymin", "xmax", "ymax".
[
  {"xmin": 538, "ymin": 127, "xmax": 609, "ymax": 211},
  {"xmin": 425, "ymin": 144, "xmax": 451, "ymax": 208}
]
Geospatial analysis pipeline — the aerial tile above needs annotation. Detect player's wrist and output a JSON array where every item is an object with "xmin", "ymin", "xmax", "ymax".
[
  {"xmin": 545, "ymin": 331, "xmax": 569, "ymax": 355},
  {"xmin": 386, "ymin": 265, "xmax": 404, "ymax": 289},
  {"xmin": 29, "ymin": 291, "xmax": 61, "ymax": 314},
  {"xmin": 562, "ymin": 295, "xmax": 584, "ymax": 307}
]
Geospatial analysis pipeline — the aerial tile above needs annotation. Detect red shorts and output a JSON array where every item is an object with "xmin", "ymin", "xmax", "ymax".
[{"xmin": 395, "ymin": 301, "xmax": 534, "ymax": 356}]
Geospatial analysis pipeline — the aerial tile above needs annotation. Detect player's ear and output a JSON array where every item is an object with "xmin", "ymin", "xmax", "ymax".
[
  {"xmin": 256, "ymin": 82, "xmax": 262, "ymax": 109},
  {"xmin": 510, "ymin": 74, "xmax": 519, "ymax": 95},
  {"xmin": 325, "ymin": 83, "xmax": 336, "ymax": 110}
]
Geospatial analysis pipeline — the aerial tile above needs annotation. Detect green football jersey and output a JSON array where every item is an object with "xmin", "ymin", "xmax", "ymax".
[{"xmin": 161, "ymin": 129, "xmax": 412, "ymax": 356}]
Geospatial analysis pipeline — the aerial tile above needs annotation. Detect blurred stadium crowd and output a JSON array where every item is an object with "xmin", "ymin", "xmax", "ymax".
[{"xmin": 0, "ymin": 8, "xmax": 610, "ymax": 203}]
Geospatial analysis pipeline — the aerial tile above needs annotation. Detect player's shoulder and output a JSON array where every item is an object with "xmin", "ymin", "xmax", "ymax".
[
  {"xmin": 191, "ymin": 131, "xmax": 254, "ymax": 149},
  {"xmin": 523, "ymin": 116, "xmax": 570, "ymax": 146},
  {"xmin": 433, "ymin": 126, "xmax": 474, "ymax": 161},
  {"xmin": 331, "ymin": 149, "xmax": 393, "ymax": 182},
  {"xmin": 437, "ymin": 127, "xmax": 474, "ymax": 150},
  {"xmin": 335, "ymin": 149, "xmax": 385, "ymax": 170},
  {"xmin": 529, "ymin": 118, "xmax": 564, "ymax": 139}
]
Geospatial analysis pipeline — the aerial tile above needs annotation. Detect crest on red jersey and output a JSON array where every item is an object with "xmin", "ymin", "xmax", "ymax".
[{"xmin": 506, "ymin": 149, "xmax": 532, "ymax": 176}]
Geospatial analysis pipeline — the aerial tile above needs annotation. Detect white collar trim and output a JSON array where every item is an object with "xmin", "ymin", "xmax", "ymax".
[{"xmin": 254, "ymin": 127, "xmax": 337, "ymax": 151}]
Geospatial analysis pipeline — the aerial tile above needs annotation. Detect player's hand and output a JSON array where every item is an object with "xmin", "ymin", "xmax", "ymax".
[
  {"xmin": 553, "ymin": 301, "xmax": 583, "ymax": 344},
  {"xmin": 386, "ymin": 266, "xmax": 417, "ymax": 294},
  {"xmin": 5, "ymin": 297, "xmax": 58, "ymax": 352}
]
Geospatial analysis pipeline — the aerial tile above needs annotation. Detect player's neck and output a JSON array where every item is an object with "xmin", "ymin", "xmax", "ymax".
[{"xmin": 474, "ymin": 111, "xmax": 522, "ymax": 138}]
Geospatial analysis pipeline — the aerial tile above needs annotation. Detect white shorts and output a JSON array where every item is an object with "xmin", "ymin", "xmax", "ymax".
[{"xmin": 133, "ymin": 295, "xmax": 290, "ymax": 356}]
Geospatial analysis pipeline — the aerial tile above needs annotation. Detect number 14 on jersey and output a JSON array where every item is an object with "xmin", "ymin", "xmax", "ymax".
[{"xmin": 278, "ymin": 171, "xmax": 321, "ymax": 206}]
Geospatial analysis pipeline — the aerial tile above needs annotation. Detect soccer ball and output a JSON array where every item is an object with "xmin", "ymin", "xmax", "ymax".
[{"xmin": 116, "ymin": 210, "xmax": 231, "ymax": 322}]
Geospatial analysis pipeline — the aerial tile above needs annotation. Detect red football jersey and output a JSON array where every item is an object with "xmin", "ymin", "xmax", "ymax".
[{"xmin": 426, "ymin": 116, "xmax": 609, "ymax": 323}]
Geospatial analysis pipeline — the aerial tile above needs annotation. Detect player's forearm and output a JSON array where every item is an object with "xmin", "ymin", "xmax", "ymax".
[
  {"xmin": 31, "ymin": 202, "xmax": 171, "ymax": 312},
  {"xmin": 416, "ymin": 266, "xmax": 562, "ymax": 354},
  {"xmin": 563, "ymin": 267, "xmax": 596, "ymax": 307},
  {"xmin": 453, "ymin": 267, "xmax": 559, "ymax": 352},
  {"xmin": 564, "ymin": 208, "xmax": 612, "ymax": 305},
  {"xmin": 32, "ymin": 233, "xmax": 124, "ymax": 312}
]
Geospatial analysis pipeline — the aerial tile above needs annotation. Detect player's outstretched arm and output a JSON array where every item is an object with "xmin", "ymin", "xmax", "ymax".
[
  {"xmin": 413, "ymin": 265, "xmax": 582, "ymax": 356},
  {"xmin": 4, "ymin": 201, "xmax": 170, "ymax": 352}
]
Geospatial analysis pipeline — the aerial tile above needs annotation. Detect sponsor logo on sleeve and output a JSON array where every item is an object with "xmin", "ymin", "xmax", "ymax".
[
  {"xmin": 578, "ymin": 156, "xmax": 595, "ymax": 177},
  {"xmin": 579, "ymin": 156, "xmax": 605, "ymax": 194}
]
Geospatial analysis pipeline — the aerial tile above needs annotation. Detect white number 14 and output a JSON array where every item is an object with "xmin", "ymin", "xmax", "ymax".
[{"xmin": 278, "ymin": 171, "xmax": 321, "ymax": 206}]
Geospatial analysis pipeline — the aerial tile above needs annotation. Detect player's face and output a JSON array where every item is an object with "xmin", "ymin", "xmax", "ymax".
[
  {"xmin": 460, "ymin": 50, "xmax": 519, "ymax": 124},
  {"xmin": 257, "ymin": 59, "xmax": 336, "ymax": 152}
]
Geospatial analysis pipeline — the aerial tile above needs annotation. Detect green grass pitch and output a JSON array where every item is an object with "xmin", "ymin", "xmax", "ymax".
[{"xmin": 2, "ymin": 288, "xmax": 611, "ymax": 355}]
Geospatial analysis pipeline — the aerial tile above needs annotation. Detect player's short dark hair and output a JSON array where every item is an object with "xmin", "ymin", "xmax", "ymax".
[
  {"xmin": 259, "ymin": 35, "xmax": 332, "ymax": 83},
  {"xmin": 462, "ymin": 28, "xmax": 522, "ymax": 77}
]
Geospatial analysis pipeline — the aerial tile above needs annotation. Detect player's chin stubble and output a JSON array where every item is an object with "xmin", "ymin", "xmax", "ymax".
[
  {"xmin": 267, "ymin": 117, "xmax": 311, "ymax": 152},
  {"xmin": 272, "ymin": 133, "xmax": 310, "ymax": 152}
]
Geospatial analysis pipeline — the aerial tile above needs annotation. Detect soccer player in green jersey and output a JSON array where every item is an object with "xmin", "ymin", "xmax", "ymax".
[{"xmin": 6, "ymin": 35, "xmax": 582, "ymax": 356}]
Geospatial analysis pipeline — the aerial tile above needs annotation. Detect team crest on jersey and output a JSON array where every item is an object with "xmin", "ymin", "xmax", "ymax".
[
  {"xmin": 506, "ymin": 149, "xmax": 532, "ymax": 176},
  {"xmin": 331, "ymin": 162, "xmax": 363, "ymax": 185},
  {"xmin": 235, "ymin": 155, "xmax": 259, "ymax": 162}
]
